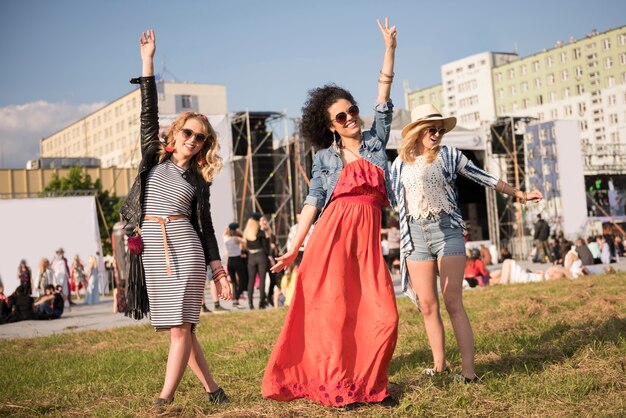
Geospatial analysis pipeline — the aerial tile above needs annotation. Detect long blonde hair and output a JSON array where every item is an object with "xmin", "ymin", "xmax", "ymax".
[
  {"xmin": 243, "ymin": 218, "xmax": 260, "ymax": 242},
  {"xmin": 398, "ymin": 123, "xmax": 441, "ymax": 164},
  {"xmin": 159, "ymin": 112, "xmax": 223, "ymax": 183}
]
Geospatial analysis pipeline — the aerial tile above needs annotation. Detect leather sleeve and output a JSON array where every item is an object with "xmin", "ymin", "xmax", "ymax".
[
  {"xmin": 138, "ymin": 76, "xmax": 161, "ymax": 158},
  {"xmin": 199, "ymin": 184, "xmax": 221, "ymax": 262}
]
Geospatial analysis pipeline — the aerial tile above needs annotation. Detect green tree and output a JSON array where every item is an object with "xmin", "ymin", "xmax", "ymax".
[{"xmin": 43, "ymin": 166, "xmax": 122, "ymax": 255}]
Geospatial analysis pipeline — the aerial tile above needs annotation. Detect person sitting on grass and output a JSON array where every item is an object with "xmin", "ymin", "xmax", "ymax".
[
  {"xmin": 34, "ymin": 285, "xmax": 64, "ymax": 320},
  {"xmin": 464, "ymin": 248, "xmax": 490, "ymax": 287},
  {"xmin": 6, "ymin": 286, "xmax": 34, "ymax": 323}
]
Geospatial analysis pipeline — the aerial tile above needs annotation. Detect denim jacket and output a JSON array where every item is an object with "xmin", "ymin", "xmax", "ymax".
[
  {"xmin": 390, "ymin": 145, "xmax": 499, "ymax": 304},
  {"xmin": 303, "ymin": 100, "xmax": 395, "ymax": 214}
]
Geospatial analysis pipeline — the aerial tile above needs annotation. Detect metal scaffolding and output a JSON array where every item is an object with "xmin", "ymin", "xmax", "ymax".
[
  {"xmin": 228, "ymin": 111, "xmax": 313, "ymax": 251},
  {"xmin": 485, "ymin": 116, "xmax": 536, "ymax": 259}
]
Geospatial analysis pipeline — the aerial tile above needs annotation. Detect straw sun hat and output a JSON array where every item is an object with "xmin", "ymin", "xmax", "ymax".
[{"xmin": 401, "ymin": 104, "xmax": 457, "ymax": 139}]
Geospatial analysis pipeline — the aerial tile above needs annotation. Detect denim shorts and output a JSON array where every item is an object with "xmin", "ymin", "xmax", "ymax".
[{"xmin": 406, "ymin": 213, "xmax": 466, "ymax": 261}]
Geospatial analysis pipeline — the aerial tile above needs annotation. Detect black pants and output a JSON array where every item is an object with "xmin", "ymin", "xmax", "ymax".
[
  {"xmin": 247, "ymin": 251, "xmax": 268, "ymax": 308},
  {"xmin": 266, "ymin": 269, "xmax": 284, "ymax": 306},
  {"xmin": 227, "ymin": 256, "xmax": 248, "ymax": 300}
]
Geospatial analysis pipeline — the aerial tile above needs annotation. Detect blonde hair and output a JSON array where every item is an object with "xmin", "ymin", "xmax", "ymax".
[
  {"xmin": 159, "ymin": 112, "xmax": 223, "ymax": 183},
  {"xmin": 39, "ymin": 258, "xmax": 49, "ymax": 272},
  {"xmin": 243, "ymin": 218, "xmax": 260, "ymax": 242},
  {"xmin": 398, "ymin": 123, "xmax": 441, "ymax": 164}
]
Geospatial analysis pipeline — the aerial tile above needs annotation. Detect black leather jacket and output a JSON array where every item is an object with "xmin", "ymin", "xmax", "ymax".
[{"xmin": 120, "ymin": 76, "xmax": 221, "ymax": 264}]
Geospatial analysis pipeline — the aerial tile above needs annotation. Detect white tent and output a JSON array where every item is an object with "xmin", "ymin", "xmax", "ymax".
[{"xmin": 0, "ymin": 196, "xmax": 102, "ymax": 294}]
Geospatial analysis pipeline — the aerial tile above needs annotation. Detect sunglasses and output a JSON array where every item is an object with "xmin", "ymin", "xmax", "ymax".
[
  {"xmin": 426, "ymin": 127, "xmax": 447, "ymax": 136},
  {"xmin": 180, "ymin": 128, "xmax": 208, "ymax": 143},
  {"xmin": 332, "ymin": 105, "xmax": 359, "ymax": 125}
]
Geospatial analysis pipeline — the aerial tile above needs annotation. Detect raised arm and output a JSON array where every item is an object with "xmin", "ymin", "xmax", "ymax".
[
  {"xmin": 376, "ymin": 17, "xmax": 397, "ymax": 103},
  {"xmin": 140, "ymin": 29, "xmax": 155, "ymax": 77}
]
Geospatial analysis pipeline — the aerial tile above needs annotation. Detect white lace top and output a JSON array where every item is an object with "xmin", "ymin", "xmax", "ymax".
[{"xmin": 401, "ymin": 155, "xmax": 454, "ymax": 220}]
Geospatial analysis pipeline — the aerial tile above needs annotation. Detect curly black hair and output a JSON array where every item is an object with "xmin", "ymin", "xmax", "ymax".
[{"xmin": 300, "ymin": 84, "xmax": 357, "ymax": 149}]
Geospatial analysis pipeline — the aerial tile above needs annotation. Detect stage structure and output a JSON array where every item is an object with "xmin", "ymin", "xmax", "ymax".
[
  {"xmin": 229, "ymin": 112, "xmax": 313, "ymax": 251},
  {"xmin": 485, "ymin": 116, "xmax": 536, "ymax": 259}
]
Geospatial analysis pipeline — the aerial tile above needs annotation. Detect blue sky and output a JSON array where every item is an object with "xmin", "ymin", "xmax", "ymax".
[{"xmin": 0, "ymin": 0, "xmax": 625, "ymax": 168}]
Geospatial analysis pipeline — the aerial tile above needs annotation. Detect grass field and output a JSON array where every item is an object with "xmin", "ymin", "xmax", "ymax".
[{"xmin": 1, "ymin": 273, "xmax": 625, "ymax": 417}]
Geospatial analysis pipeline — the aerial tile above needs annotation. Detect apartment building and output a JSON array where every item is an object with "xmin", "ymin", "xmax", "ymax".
[
  {"xmin": 405, "ymin": 25, "xmax": 626, "ymax": 176},
  {"xmin": 40, "ymin": 81, "xmax": 228, "ymax": 169},
  {"xmin": 494, "ymin": 27, "xmax": 626, "ymax": 175}
]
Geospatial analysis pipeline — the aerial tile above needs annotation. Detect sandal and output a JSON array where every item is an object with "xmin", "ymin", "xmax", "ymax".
[
  {"xmin": 453, "ymin": 374, "xmax": 480, "ymax": 384},
  {"xmin": 152, "ymin": 397, "xmax": 173, "ymax": 411},
  {"xmin": 207, "ymin": 387, "xmax": 229, "ymax": 405},
  {"xmin": 423, "ymin": 366, "xmax": 450, "ymax": 377}
]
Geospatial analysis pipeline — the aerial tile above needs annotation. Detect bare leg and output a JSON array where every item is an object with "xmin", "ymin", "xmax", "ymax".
[
  {"xmin": 439, "ymin": 255, "xmax": 476, "ymax": 378},
  {"xmin": 159, "ymin": 323, "xmax": 193, "ymax": 400},
  {"xmin": 407, "ymin": 260, "xmax": 447, "ymax": 371},
  {"xmin": 187, "ymin": 332, "xmax": 220, "ymax": 393},
  {"xmin": 499, "ymin": 259, "xmax": 514, "ymax": 284}
]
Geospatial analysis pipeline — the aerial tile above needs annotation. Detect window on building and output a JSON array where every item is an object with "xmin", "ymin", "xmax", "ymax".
[
  {"xmin": 561, "ymin": 70, "xmax": 568, "ymax": 81},
  {"xmin": 573, "ymin": 48, "xmax": 581, "ymax": 59},
  {"xmin": 604, "ymin": 38, "xmax": 611, "ymax": 50},
  {"xmin": 535, "ymin": 78, "xmax": 542, "ymax": 88},
  {"xmin": 508, "ymin": 68, "xmax": 515, "ymax": 79},
  {"xmin": 607, "ymin": 76, "xmax": 616, "ymax": 87},
  {"xmin": 533, "ymin": 60, "xmax": 540, "ymax": 71},
  {"xmin": 537, "ymin": 95, "xmax": 543, "ymax": 105},
  {"xmin": 609, "ymin": 113, "xmax": 618, "ymax": 124},
  {"xmin": 620, "ymin": 33, "xmax": 626, "ymax": 45},
  {"xmin": 564, "ymin": 87, "xmax": 570, "ymax": 98},
  {"xmin": 510, "ymin": 86, "xmax": 516, "ymax": 96},
  {"xmin": 547, "ymin": 74, "xmax": 555, "ymax": 85},
  {"xmin": 538, "ymin": 112, "xmax": 544, "ymax": 121},
  {"xmin": 605, "ymin": 57, "xmax": 613, "ymax": 69},
  {"xmin": 546, "ymin": 56, "xmax": 553, "ymax": 68},
  {"xmin": 575, "ymin": 66, "xmax": 583, "ymax": 77},
  {"xmin": 521, "ymin": 81, "xmax": 528, "ymax": 92},
  {"xmin": 551, "ymin": 109, "xmax": 558, "ymax": 119},
  {"xmin": 564, "ymin": 105, "xmax": 573, "ymax": 116},
  {"xmin": 620, "ymin": 53, "xmax": 626, "ymax": 65},
  {"xmin": 608, "ymin": 95, "xmax": 617, "ymax": 105},
  {"xmin": 523, "ymin": 99, "xmax": 530, "ymax": 109},
  {"xmin": 550, "ymin": 91, "xmax": 557, "ymax": 102},
  {"xmin": 496, "ymin": 73, "xmax": 503, "ymax": 82},
  {"xmin": 577, "ymin": 84, "xmax": 585, "ymax": 94},
  {"xmin": 520, "ymin": 64, "xmax": 527, "ymax": 75}
]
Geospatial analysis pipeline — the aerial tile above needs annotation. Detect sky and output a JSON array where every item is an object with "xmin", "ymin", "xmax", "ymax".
[{"xmin": 0, "ymin": 0, "xmax": 625, "ymax": 168}]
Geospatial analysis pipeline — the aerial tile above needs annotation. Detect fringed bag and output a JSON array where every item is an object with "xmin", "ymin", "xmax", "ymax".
[{"xmin": 125, "ymin": 252, "xmax": 150, "ymax": 320}]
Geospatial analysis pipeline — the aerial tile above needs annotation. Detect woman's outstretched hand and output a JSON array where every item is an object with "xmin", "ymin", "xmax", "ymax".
[
  {"xmin": 139, "ymin": 29, "xmax": 156, "ymax": 61},
  {"xmin": 271, "ymin": 250, "xmax": 298, "ymax": 273},
  {"xmin": 526, "ymin": 190, "xmax": 543, "ymax": 203},
  {"xmin": 377, "ymin": 17, "xmax": 397, "ymax": 49}
]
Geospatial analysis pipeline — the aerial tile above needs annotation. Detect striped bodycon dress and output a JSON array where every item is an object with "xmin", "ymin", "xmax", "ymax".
[{"xmin": 142, "ymin": 159, "xmax": 206, "ymax": 332}]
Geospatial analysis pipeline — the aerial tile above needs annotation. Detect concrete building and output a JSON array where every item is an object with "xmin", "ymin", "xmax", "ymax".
[
  {"xmin": 405, "ymin": 25, "xmax": 626, "ymax": 176},
  {"xmin": 494, "ymin": 27, "xmax": 626, "ymax": 175},
  {"xmin": 40, "ymin": 81, "xmax": 228, "ymax": 169}
]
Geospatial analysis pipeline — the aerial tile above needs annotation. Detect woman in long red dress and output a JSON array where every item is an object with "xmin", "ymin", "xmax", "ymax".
[{"xmin": 262, "ymin": 18, "xmax": 399, "ymax": 407}]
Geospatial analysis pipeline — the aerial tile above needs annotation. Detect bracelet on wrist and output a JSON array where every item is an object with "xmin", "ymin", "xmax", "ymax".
[
  {"xmin": 378, "ymin": 79, "xmax": 393, "ymax": 84},
  {"xmin": 379, "ymin": 70, "xmax": 394, "ymax": 78}
]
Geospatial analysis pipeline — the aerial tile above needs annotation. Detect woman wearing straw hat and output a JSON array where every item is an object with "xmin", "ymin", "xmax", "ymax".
[{"xmin": 390, "ymin": 104, "xmax": 542, "ymax": 383}]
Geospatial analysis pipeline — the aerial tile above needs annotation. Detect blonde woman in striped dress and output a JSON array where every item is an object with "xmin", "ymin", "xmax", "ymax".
[{"xmin": 122, "ymin": 29, "xmax": 232, "ymax": 409}]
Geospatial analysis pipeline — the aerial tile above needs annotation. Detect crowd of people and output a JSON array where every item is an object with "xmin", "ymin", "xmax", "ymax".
[{"xmin": 0, "ymin": 248, "xmax": 104, "ymax": 325}]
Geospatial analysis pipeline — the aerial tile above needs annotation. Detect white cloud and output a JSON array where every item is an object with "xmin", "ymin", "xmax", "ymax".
[{"xmin": 0, "ymin": 101, "xmax": 104, "ymax": 168}]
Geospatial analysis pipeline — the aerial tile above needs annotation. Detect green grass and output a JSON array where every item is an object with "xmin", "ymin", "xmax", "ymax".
[{"xmin": 1, "ymin": 274, "xmax": 625, "ymax": 417}]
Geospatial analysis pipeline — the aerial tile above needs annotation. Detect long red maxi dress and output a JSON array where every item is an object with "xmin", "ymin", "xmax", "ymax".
[{"xmin": 262, "ymin": 158, "xmax": 399, "ymax": 407}]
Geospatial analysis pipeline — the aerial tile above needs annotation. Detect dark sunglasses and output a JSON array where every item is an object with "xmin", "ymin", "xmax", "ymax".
[
  {"xmin": 180, "ymin": 128, "xmax": 208, "ymax": 143},
  {"xmin": 332, "ymin": 105, "xmax": 359, "ymax": 125},
  {"xmin": 426, "ymin": 127, "xmax": 447, "ymax": 136}
]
